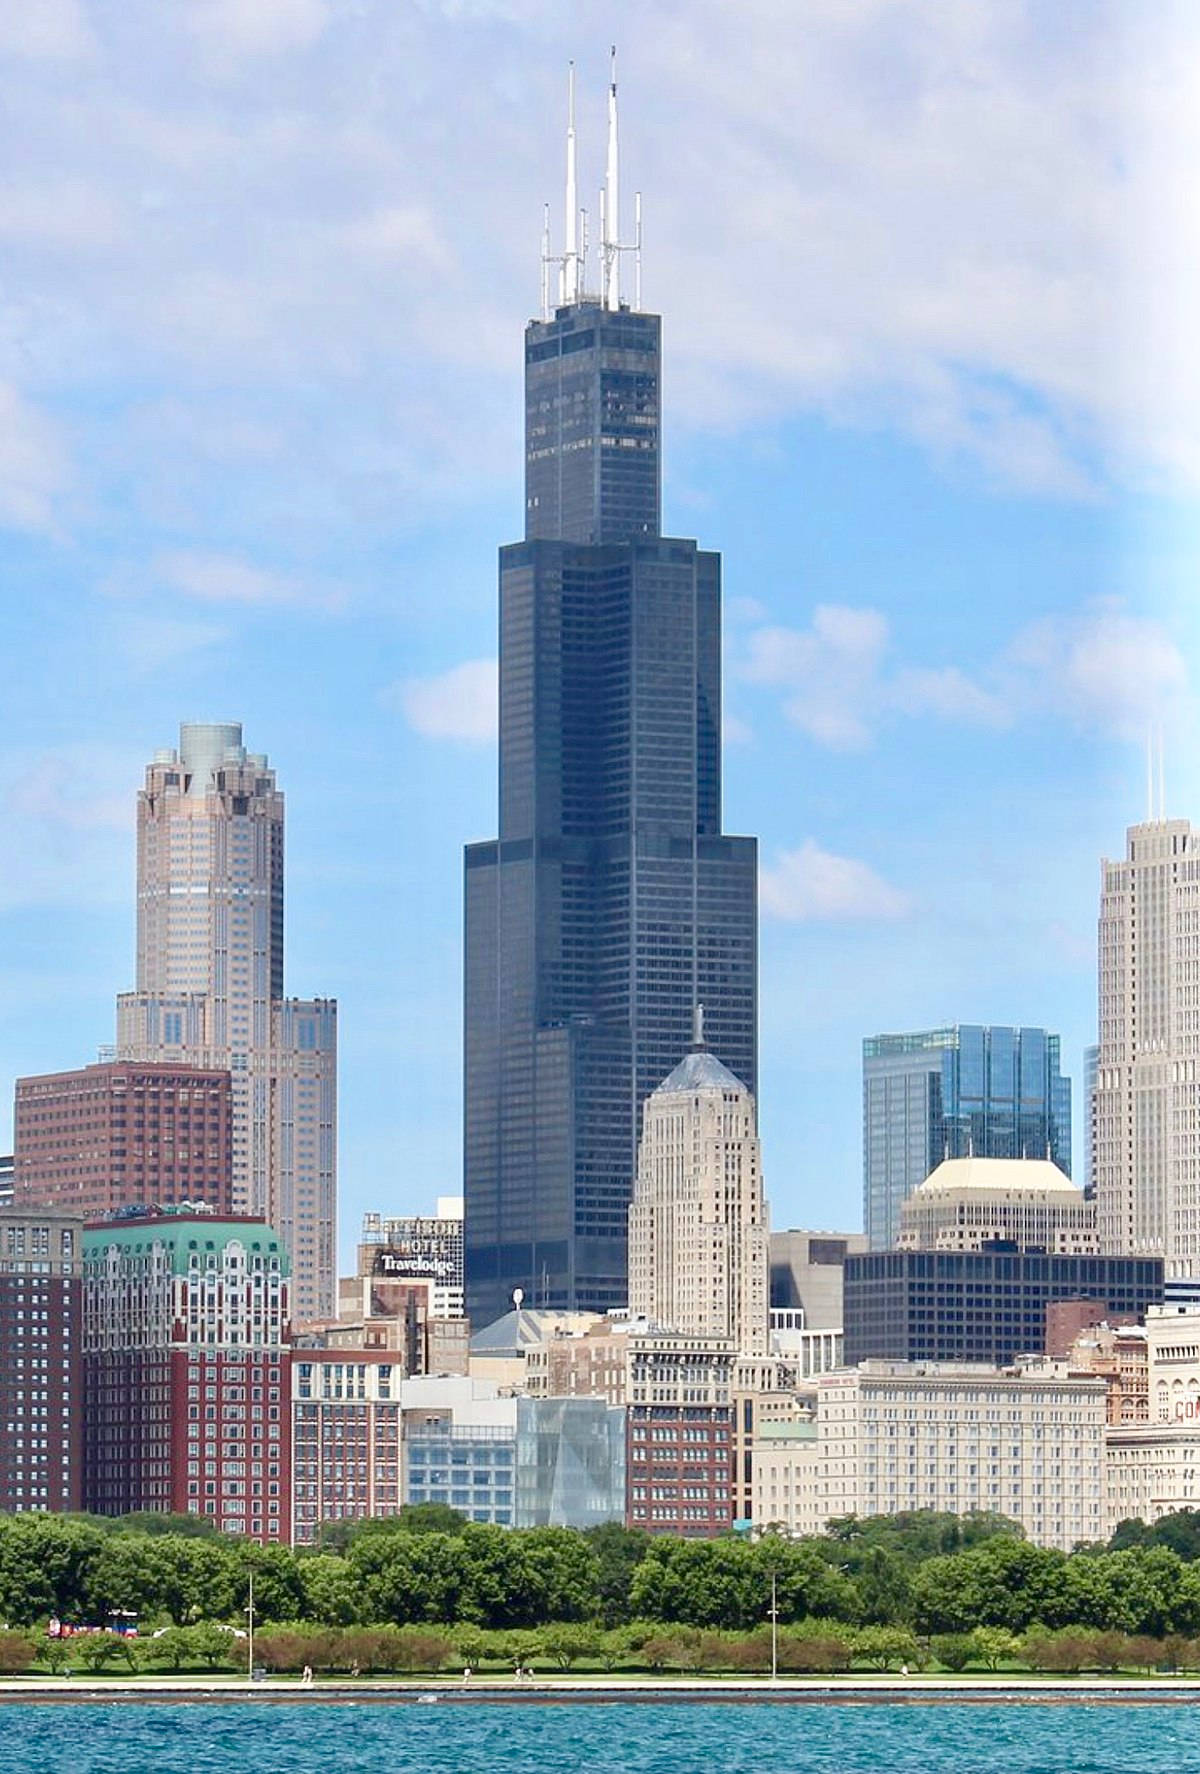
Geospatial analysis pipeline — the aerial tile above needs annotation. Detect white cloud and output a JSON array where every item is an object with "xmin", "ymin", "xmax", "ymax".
[
  {"xmin": 0, "ymin": 2, "xmax": 92, "ymax": 59},
  {"xmin": 109, "ymin": 613, "xmax": 229, "ymax": 673},
  {"xmin": 890, "ymin": 665, "xmax": 1009, "ymax": 727},
  {"xmin": 742, "ymin": 596, "xmax": 1188, "ymax": 751},
  {"xmin": 184, "ymin": 0, "xmax": 330, "ymax": 64},
  {"xmin": 0, "ymin": 745, "xmax": 136, "ymax": 911},
  {"xmin": 0, "ymin": 384, "xmax": 68, "ymax": 532},
  {"xmin": 1006, "ymin": 604, "xmax": 1191, "ymax": 741},
  {"xmin": 393, "ymin": 658, "xmax": 498, "ymax": 743},
  {"xmin": 742, "ymin": 603, "xmax": 1006, "ymax": 750},
  {"xmin": 760, "ymin": 841, "xmax": 913, "ymax": 924},
  {"xmin": 742, "ymin": 606, "xmax": 888, "ymax": 750},
  {"xmin": 151, "ymin": 549, "xmax": 344, "ymax": 612}
]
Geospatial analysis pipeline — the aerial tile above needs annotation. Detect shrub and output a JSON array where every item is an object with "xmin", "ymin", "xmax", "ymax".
[
  {"xmin": 851, "ymin": 1625, "xmax": 921, "ymax": 1672},
  {"xmin": 776, "ymin": 1629, "xmax": 853, "ymax": 1674},
  {"xmin": 1124, "ymin": 1635, "xmax": 1164, "ymax": 1673},
  {"xmin": 0, "ymin": 1632, "xmax": 36, "ymax": 1675},
  {"xmin": 930, "ymin": 1634, "xmax": 972, "ymax": 1672}
]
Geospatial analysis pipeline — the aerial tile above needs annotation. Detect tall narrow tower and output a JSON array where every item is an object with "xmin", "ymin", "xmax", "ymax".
[
  {"xmin": 1094, "ymin": 814, "xmax": 1200, "ymax": 1269},
  {"xmin": 116, "ymin": 722, "xmax": 337, "ymax": 1324},
  {"xmin": 463, "ymin": 64, "xmax": 758, "ymax": 1325},
  {"xmin": 629, "ymin": 1019, "xmax": 769, "ymax": 1354}
]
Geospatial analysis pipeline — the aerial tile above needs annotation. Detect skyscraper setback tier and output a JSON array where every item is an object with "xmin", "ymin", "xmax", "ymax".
[
  {"xmin": 464, "ymin": 272, "xmax": 757, "ymax": 1323},
  {"xmin": 116, "ymin": 722, "xmax": 336, "ymax": 1324}
]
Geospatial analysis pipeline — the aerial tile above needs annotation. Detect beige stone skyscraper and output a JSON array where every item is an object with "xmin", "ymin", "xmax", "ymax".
[
  {"xmin": 629, "ymin": 1023, "xmax": 769, "ymax": 1355},
  {"xmin": 1094, "ymin": 815, "xmax": 1200, "ymax": 1271},
  {"xmin": 116, "ymin": 722, "xmax": 336, "ymax": 1323}
]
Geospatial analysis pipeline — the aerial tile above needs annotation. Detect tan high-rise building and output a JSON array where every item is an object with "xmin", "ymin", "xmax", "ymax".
[
  {"xmin": 629, "ymin": 1030, "xmax": 769, "ymax": 1355},
  {"xmin": 116, "ymin": 723, "xmax": 336, "ymax": 1324},
  {"xmin": 897, "ymin": 1156, "xmax": 1098, "ymax": 1254},
  {"xmin": 1094, "ymin": 816, "xmax": 1200, "ymax": 1272}
]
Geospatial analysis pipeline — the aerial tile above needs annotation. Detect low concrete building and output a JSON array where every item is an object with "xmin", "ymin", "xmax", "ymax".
[
  {"xmin": 761, "ymin": 1360, "xmax": 1107, "ymax": 1549},
  {"xmin": 769, "ymin": 1229, "xmax": 866, "ymax": 1331},
  {"xmin": 1104, "ymin": 1306, "xmax": 1200, "ymax": 1532}
]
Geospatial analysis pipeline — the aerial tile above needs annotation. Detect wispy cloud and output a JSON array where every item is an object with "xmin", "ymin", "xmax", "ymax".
[
  {"xmin": 742, "ymin": 597, "xmax": 1187, "ymax": 752},
  {"xmin": 0, "ymin": 744, "xmax": 135, "ymax": 911},
  {"xmin": 1005, "ymin": 603, "xmax": 1191, "ymax": 741},
  {"xmin": 390, "ymin": 658, "xmax": 499, "ymax": 744},
  {"xmin": 151, "ymin": 548, "xmax": 345, "ymax": 613},
  {"xmin": 760, "ymin": 841, "xmax": 913, "ymax": 924},
  {"xmin": 0, "ymin": 384, "xmax": 68, "ymax": 533}
]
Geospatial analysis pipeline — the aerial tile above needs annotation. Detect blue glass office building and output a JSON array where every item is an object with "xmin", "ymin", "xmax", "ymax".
[
  {"xmin": 863, "ymin": 1025, "xmax": 1072, "ymax": 1249},
  {"xmin": 463, "ymin": 295, "xmax": 757, "ymax": 1326}
]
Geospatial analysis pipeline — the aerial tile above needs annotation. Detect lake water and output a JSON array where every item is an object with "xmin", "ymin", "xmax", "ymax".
[{"xmin": 0, "ymin": 1700, "xmax": 1190, "ymax": 1774}]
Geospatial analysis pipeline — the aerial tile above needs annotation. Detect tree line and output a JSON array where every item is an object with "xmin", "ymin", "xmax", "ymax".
[{"xmin": 4, "ymin": 1506, "xmax": 1200, "ymax": 1642}]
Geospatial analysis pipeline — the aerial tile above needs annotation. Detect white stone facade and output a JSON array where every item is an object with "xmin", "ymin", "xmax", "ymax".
[
  {"xmin": 629, "ymin": 1046, "xmax": 769, "ymax": 1355},
  {"xmin": 1094, "ymin": 818, "xmax": 1200, "ymax": 1271},
  {"xmin": 757, "ymin": 1362, "xmax": 1106, "ymax": 1550}
]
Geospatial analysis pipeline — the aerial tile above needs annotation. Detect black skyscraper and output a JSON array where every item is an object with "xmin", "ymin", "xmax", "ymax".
[{"xmin": 464, "ymin": 73, "xmax": 757, "ymax": 1326}]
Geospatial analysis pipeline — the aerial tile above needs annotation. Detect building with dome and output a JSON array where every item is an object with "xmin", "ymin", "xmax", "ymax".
[{"xmin": 897, "ymin": 1155, "xmax": 1098, "ymax": 1255}]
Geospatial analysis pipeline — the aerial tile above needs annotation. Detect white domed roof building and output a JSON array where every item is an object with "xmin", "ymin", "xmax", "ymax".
[{"xmin": 897, "ymin": 1155, "xmax": 1097, "ymax": 1254}]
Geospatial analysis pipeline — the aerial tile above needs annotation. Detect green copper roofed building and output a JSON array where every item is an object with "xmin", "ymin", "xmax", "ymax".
[
  {"xmin": 82, "ymin": 1213, "xmax": 291, "ymax": 1540},
  {"xmin": 463, "ymin": 62, "xmax": 758, "ymax": 1325}
]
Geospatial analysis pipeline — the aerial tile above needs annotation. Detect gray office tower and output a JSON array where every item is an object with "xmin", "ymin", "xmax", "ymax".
[
  {"xmin": 463, "ymin": 67, "xmax": 757, "ymax": 1326},
  {"xmin": 863, "ymin": 1025, "xmax": 1072, "ymax": 1249}
]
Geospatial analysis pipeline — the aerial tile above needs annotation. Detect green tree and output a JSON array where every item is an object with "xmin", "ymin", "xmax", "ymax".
[
  {"xmin": 0, "ymin": 1516, "xmax": 104, "ymax": 1625},
  {"xmin": 73, "ymin": 1632, "xmax": 138, "ymax": 1673},
  {"xmin": 542, "ymin": 1624, "xmax": 601, "ymax": 1669},
  {"xmin": 851, "ymin": 1625, "xmax": 920, "ymax": 1671},
  {"xmin": 968, "ymin": 1626, "xmax": 1019, "ymax": 1671},
  {"xmin": 298, "ymin": 1554, "xmax": 361, "ymax": 1627},
  {"xmin": 350, "ymin": 1528, "xmax": 467, "ymax": 1625},
  {"xmin": 584, "ymin": 1524, "xmax": 651, "ymax": 1628}
]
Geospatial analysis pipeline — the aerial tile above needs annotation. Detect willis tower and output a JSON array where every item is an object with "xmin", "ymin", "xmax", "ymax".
[{"xmin": 464, "ymin": 59, "xmax": 758, "ymax": 1326}]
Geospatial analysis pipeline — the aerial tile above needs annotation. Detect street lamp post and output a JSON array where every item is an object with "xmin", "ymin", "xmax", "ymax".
[
  {"xmin": 246, "ymin": 1572, "xmax": 255, "ymax": 1681},
  {"xmin": 768, "ymin": 1568, "xmax": 778, "ymax": 1683}
]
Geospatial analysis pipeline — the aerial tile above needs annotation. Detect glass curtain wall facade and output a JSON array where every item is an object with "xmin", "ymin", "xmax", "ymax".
[
  {"xmin": 465, "ymin": 301, "xmax": 757, "ymax": 1326},
  {"xmin": 863, "ymin": 1025, "xmax": 1072, "ymax": 1249}
]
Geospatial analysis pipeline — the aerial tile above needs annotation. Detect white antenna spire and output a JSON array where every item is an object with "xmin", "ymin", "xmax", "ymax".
[
  {"xmin": 634, "ymin": 189, "xmax": 642, "ymax": 311},
  {"xmin": 692, "ymin": 1003, "xmax": 705, "ymax": 1048},
  {"xmin": 604, "ymin": 44, "xmax": 620, "ymax": 310},
  {"xmin": 541, "ymin": 202, "xmax": 551, "ymax": 321},
  {"xmin": 564, "ymin": 62, "xmax": 579, "ymax": 303}
]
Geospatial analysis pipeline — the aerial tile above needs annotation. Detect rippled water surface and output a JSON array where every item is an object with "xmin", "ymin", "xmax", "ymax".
[{"xmin": 0, "ymin": 1700, "xmax": 1189, "ymax": 1774}]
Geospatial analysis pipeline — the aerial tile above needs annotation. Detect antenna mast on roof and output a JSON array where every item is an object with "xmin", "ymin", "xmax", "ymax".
[
  {"xmin": 600, "ymin": 47, "xmax": 643, "ymax": 312},
  {"xmin": 564, "ymin": 62, "xmax": 581, "ymax": 303}
]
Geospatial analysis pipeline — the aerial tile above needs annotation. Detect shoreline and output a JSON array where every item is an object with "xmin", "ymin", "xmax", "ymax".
[{"xmin": 2, "ymin": 1674, "xmax": 1200, "ymax": 1705}]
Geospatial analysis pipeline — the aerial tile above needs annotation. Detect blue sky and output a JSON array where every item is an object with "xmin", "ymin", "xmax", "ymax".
[{"xmin": 2, "ymin": 1, "xmax": 1198, "ymax": 1265}]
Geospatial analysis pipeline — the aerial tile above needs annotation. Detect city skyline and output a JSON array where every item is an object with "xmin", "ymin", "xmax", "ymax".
[{"xmin": 2, "ymin": 9, "xmax": 1199, "ymax": 1267}]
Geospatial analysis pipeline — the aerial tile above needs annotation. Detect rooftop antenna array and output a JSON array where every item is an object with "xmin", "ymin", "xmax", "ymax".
[{"xmin": 541, "ymin": 50, "xmax": 642, "ymax": 318}]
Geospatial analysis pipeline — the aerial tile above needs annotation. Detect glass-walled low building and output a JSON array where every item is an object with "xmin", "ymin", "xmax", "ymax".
[{"xmin": 516, "ymin": 1397, "xmax": 625, "ymax": 1528}]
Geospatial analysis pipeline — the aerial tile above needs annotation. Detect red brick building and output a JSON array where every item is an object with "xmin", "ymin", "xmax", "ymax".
[
  {"xmin": 0, "ymin": 1210, "xmax": 82, "ymax": 1513},
  {"xmin": 83, "ymin": 1214, "xmax": 290, "ymax": 1541},
  {"xmin": 290, "ymin": 1349, "xmax": 403, "ymax": 1544},
  {"xmin": 15, "ymin": 1062, "xmax": 234, "ymax": 1220}
]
